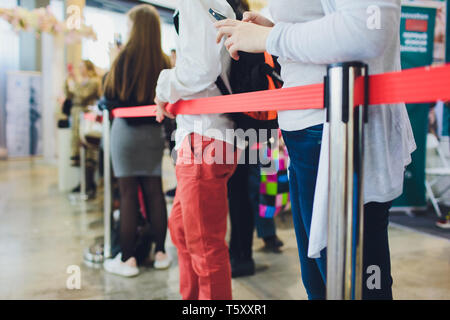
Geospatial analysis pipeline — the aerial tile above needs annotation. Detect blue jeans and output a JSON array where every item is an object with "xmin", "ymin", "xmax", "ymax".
[
  {"xmin": 282, "ymin": 125, "xmax": 393, "ymax": 300},
  {"xmin": 282, "ymin": 126, "xmax": 327, "ymax": 299}
]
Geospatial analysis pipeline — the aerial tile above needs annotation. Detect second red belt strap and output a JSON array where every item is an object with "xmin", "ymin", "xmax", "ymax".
[{"xmin": 112, "ymin": 64, "xmax": 450, "ymax": 119}]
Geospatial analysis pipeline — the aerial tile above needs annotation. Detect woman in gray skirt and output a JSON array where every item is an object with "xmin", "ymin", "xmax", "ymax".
[{"xmin": 102, "ymin": 4, "xmax": 171, "ymax": 277}]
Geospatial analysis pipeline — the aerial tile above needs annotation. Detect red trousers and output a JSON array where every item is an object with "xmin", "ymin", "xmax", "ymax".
[{"xmin": 169, "ymin": 133, "xmax": 238, "ymax": 300}]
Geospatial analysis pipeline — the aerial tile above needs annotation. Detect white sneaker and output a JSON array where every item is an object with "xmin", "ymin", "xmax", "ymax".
[
  {"xmin": 104, "ymin": 253, "xmax": 139, "ymax": 277},
  {"xmin": 436, "ymin": 219, "xmax": 450, "ymax": 229},
  {"xmin": 153, "ymin": 252, "xmax": 172, "ymax": 270}
]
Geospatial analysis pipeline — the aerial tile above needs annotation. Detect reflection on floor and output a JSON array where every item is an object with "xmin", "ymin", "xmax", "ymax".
[
  {"xmin": 390, "ymin": 209, "xmax": 450, "ymax": 240},
  {"xmin": 0, "ymin": 158, "xmax": 449, "ymax": 300}
]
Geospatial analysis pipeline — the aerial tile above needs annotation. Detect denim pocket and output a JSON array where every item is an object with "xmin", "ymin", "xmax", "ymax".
[
  {"xmin": 303, "ymin": 124, "xmax": 324, "ymax": 136},
  {"xmin": 282, "ymin": 126, "xmax": 323, "ymax": 169}
]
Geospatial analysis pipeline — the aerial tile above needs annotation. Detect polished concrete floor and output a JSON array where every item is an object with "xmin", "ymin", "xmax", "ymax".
[{"xmin": 0, "ymin": 157, "xmax": 449, "ymax": 300}]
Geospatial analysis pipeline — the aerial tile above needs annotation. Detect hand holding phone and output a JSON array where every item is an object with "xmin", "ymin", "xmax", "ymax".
[{"xmin": 209, "ymin": 8, "xmax": 227, "ymax": 21}]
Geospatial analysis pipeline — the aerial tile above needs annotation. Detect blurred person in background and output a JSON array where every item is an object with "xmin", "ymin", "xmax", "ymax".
[
  {"xmin": 65, "ymin": 59, "xmax": 101, "ymax": 198},
  {"xmin": 102, "ymin": 4, "xmax": 171, "ymax": 277}
]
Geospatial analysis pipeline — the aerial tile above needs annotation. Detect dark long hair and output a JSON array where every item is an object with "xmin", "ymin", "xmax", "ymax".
[
  {"xmin": 104, "ymin": 4, "xmax": 170, "ymax": 104},
  {"xmin": 226, "ymin": 0, "xmax": 250, "ymax": 20}
]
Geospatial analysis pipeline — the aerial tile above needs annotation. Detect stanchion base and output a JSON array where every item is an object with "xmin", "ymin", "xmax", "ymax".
[
  {"xmin": 68, "ymin": 193, "xmax": 89, "ymax": 203},
  {"xmin": 83, "ymin": 243, "xmax": 104, "ymax": 268}
]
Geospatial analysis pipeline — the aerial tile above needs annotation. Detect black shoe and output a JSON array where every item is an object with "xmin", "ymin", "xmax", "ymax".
[
  {"xmin": 86, "ymin": 185, "xmax": 97, "ymax": 200},
  {"xmin": 70, "ymin": 156, "xmax": 80, "ymax": 167},
  {"xmin": 71, "ymin": 185, "xmax": 81, "ymax": 193},
  {"xmin": 231, "ymin": 259, "xmax": 255, "ymax": 278},
  {"xmin": 165, "ymin": 187, "xmax": 176, "ymax": 199},
  {"xmin": 263, "ymin": 235, "xmax": 284, "ymax": 253}
]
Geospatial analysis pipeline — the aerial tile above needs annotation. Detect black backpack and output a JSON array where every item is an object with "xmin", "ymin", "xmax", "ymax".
[
  {"xmin": 217, "ymin": 0, "xmax": 283, "ymax": 133},
  {"xmin": 216, "ymin": 51, "xmax": 283, "ymax": 132},
  {"xmin": 173, "ymin": 2, "xmax": 283, "ymax": 134}
]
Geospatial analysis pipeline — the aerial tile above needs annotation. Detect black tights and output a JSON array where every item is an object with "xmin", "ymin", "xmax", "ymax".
[{"xmin": 118, "ymin": 176, "xmax": 167, "ymax": 262}]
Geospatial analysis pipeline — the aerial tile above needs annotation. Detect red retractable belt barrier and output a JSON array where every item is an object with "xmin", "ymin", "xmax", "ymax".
[
  {"xmin": 111, "ymin": 64, "xmax": 450, "ymax": 119},
  {"xmin": 83, "ymin": 113, "xmax": 102, "ymax": 122},
  {"xmin": 355, "ymin": 64, "xmax": 450, "ymax": 106}
]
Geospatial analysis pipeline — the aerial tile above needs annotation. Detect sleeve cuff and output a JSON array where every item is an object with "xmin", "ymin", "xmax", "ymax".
[{"xmin": 155, "ymin": 69, "xmax": 174, "ymax": 103}]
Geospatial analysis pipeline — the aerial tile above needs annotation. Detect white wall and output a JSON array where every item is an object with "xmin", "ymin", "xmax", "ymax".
[
  {"xmin": 141, "ymin": 0, "xmax": 176, "ymax": 10},
  {"xmin": 48, "ymin": 0, "xmax": 64, "ymax": 21},
  {"xmin": 82, "ymin": 6, "xmax": 128, "ymax": 70},
  {"xmin": 0, "ymin": 0, "xmax": 20, "ymax": 154},
  {"xmin": 81, "ymin": 6, "xmax": 177, "ymax": 70},
  {"xmin": 161, "ymin": 22, "xmax": 177, "ymax": 54}
]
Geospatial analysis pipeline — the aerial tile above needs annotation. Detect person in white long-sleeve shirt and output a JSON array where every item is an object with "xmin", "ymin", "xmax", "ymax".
[
  {"xmin": 216, "ymin": 0, "xmax": 416, "ymax": 299},
  {"xmin": 155, "ymin": 0, "xmax": 244, "ymax": 300}
]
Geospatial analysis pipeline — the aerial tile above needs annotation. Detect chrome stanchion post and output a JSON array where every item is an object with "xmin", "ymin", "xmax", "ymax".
[
  {"xmin": 103, "ymin": 109, "xmax": 112, "ymax": 259},
  {"xmin": 80, "ymin": 112, "xmax": 87, "ymax": 201},
  {"xmin": 325, "ymin": 62, "xmax": 368, "ymax": 300},
  {"xmin": 354, "ymin": 67, "xmax": 369, "ymax": 300},
  {"xmin": 80, "ymin": 146, "xmax": 87, "ymax": 200}
]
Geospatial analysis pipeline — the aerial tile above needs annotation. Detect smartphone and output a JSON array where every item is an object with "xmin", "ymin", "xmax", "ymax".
[
  {"xmin": 209, "ymin": 8, "xmax": 227, "ymax": 21},
  {"xmin": 114, "ymin": 33, "xmax": 122, "ymax": 48}
]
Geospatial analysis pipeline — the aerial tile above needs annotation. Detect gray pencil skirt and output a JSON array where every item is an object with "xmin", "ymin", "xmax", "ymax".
[{"xmin": 110, "ymin": 118, "xmax": 165, "ymax": 178}]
